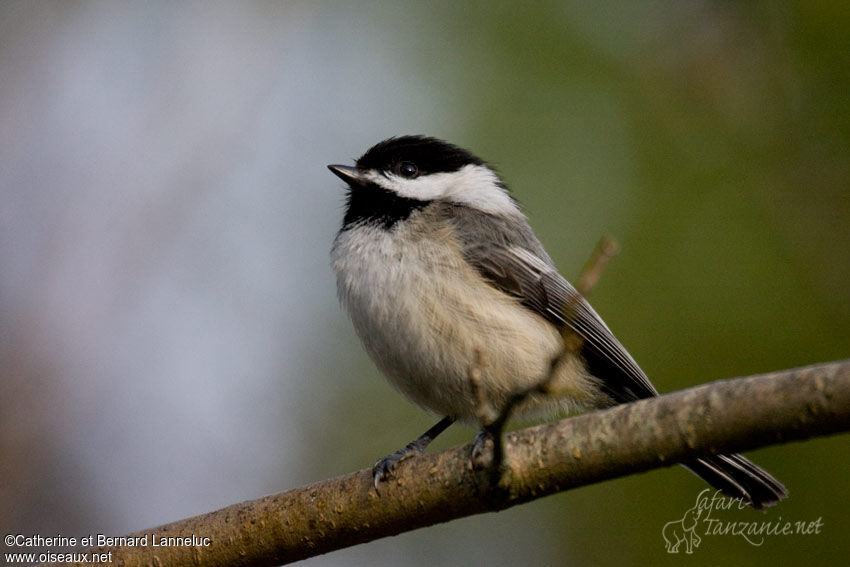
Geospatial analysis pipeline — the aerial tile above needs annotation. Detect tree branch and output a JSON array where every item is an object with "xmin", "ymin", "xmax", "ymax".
[{"xmin": 60, "ymin": 359, "xmax": 850, "ymax": 566}]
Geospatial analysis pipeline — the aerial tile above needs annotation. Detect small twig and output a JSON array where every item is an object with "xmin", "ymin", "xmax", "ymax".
[
  {"xmin": 481, "ymin": 236, "xmax": 619, "ymax": 475},
  {"xmin": 468, "ymin": 348, "xmax": 497, "ymax": 426},
  {"xmin": 575, "ymin": 235, "xmax": 619, "ymax": 298},
  {"xmin": 562, "ymin": 234, "xmax": 618, "ymax": 349}
]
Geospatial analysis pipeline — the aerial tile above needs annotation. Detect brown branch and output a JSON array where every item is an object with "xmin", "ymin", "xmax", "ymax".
[{"xmin": 56, "ymin": 359, "xmax": 850, "ymax": 566}]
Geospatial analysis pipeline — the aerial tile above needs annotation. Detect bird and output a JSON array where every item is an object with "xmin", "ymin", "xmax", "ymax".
[{"xmin": 328, "ymin": 135, "xmax": 787, "ymax": 508}]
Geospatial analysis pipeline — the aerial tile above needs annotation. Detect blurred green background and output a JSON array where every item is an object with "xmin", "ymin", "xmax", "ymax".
[{"xmin": 1, "ymin": 2, "xmax": 848, "ymax": 566}]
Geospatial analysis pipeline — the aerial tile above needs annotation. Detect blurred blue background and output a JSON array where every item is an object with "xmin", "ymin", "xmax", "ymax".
[{"xmin": 1, "ymin": 2, "xmax": 848, "ymax": 565}]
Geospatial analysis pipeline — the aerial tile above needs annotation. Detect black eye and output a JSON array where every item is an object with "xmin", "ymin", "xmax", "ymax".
[{"xmin": 398, "ymin": 162, "xmax": 419, "ymax": 178}]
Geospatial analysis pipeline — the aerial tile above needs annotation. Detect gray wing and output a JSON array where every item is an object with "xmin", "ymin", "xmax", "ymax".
[
  {"xmin": 448, "ymin": 205, "xmax": 658, "ymax": 403},
  {"xmin": 446, "ymin": 206, "xmax": 788, "ymax": 508}
]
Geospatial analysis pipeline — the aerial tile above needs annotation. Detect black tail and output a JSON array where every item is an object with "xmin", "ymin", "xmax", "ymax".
[
  {"xmin": 683, "ymin": 453, "xmax": 788, "ymax": 509},
  {"xmin": 573, "ymin": 315, "xmax": 788, "ymax": 509}
]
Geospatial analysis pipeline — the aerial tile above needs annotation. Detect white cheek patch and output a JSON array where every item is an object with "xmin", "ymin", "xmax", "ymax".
[{"xmin": 364, "ymin": 164, "xmax": 522, "ymax": 217}]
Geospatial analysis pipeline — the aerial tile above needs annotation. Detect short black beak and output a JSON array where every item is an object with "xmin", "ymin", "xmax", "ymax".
[{"xmin": 327, "ymin": 164, "xmax": 364, "ymax": 184}]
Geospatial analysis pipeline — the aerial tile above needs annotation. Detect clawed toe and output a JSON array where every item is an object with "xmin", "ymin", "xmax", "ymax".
[
  {"xmin": 372, "ymin": 455, "xmax": 398, "ymax": 490},
  {"xmin": 370, "ymin": 417, "xmax": 455, "ymax": 492},
  {"xmin": 372, "ymin": 446, "xmax": 418, "ymax": 490},
  {"xmin": 470, "ymin": 429, "xmax": 495, "ymax": 470}
]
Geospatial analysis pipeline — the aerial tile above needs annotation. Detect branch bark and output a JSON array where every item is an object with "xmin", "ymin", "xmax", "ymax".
[{"xmin": 59, "ymin": 359, "xmax": 850, "ymax": 566}]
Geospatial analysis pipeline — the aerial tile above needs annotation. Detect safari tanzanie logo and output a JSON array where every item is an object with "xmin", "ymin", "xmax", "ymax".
[{"xmin": 662, "ymin": 489, "xmax": 823, "ymax": 553}]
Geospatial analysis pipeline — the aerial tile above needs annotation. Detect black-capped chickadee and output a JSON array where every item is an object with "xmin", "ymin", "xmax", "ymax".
[{"xmin": 328, "ymin": 135, "xmax": 787, "ymax": 508}]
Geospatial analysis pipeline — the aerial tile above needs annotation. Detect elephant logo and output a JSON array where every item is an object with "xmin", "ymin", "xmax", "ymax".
[{"xmin": 662, "ymin": 504, "xmax": 702, "ymax": 554}]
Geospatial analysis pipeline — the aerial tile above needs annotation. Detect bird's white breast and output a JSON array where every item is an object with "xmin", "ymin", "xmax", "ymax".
[{"xmin": 331, "ymin": 212, "xmax": 595, "ymax": 423}]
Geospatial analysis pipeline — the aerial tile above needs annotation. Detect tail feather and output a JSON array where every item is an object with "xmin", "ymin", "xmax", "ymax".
[{"xmin": 683, "ymin": 454, "xmax": 788, "ymax": 509}]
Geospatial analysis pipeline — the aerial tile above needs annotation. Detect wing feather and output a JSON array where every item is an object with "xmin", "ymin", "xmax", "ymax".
[
  {"xmin": 448, "ymin": 204, "xmax": 657, "ymax": 403},
  {"xmin": 440, "ymin": 203, "xmax": 785, "ymax": 506}
]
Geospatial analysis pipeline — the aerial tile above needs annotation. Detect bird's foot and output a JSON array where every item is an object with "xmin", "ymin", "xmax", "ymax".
[
  {"xmin": 470, "ymin": 429, "xmax": 495, "ymax": 470},
  {"xmin": 372, "ymin": 440, "xmax": 426, "ymax": 491}
]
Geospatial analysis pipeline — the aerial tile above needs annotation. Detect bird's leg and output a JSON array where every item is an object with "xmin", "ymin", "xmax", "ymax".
[{"xmin": 372, "ymin": 416, "xmax": 454, "ymax": 490}]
